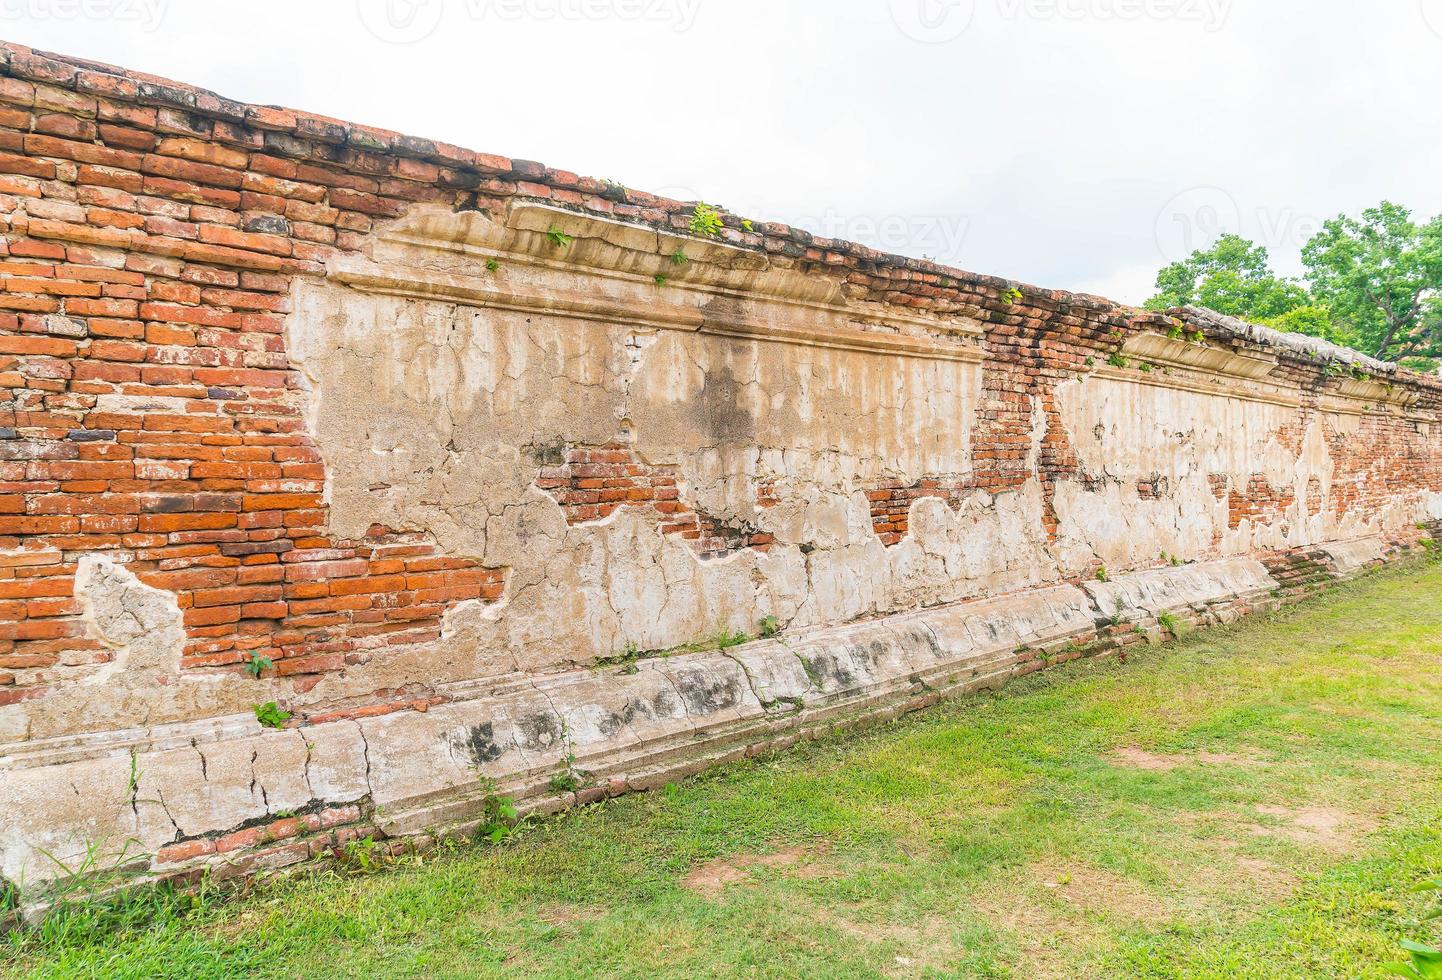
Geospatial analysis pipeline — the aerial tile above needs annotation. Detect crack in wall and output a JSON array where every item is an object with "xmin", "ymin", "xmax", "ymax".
[{"xmin": 356, "ymin": 723, "xmax": 375, "ymax": 798}]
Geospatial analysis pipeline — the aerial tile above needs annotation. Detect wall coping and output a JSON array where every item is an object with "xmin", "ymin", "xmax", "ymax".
[{"xmin": 1, "ymin": 39, "xmax": 1437, "ymax": 399}]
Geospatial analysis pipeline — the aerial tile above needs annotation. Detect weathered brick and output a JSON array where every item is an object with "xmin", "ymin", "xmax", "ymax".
[
  {"xmin": 141, "ymin": 153, "xmax": 243, "ymax": 189},
  {"xmin": 0, "ymin": 47, "xmax": 1436, "ymax": 910}
]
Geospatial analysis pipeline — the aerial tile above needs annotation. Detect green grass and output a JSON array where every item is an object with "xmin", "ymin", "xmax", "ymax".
[{"xmin": 6, "ymin": 561, "xmax": 1442, "ymax": 978}]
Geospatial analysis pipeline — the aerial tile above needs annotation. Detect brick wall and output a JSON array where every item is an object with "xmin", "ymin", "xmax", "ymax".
[
  {"xmin": 0, "ymin": 39, "xmax": 1439, "ymax": 712},
  {"xmin": 3, "ymin": 42, "xmax": 1442, "ymax": 906},
  {"xmin": 866, "ymin": 476, "xmax": 972, "ymax": 546},
  {"xmin": 0, "ymin": 46, "xmax": 522, "ymax": 702},
  {"xmin": 535, "ymin": 441, "xmax": 775, "ymax": 558}
]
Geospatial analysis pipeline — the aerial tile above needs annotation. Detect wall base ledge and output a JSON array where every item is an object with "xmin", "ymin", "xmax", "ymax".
[{"xmin": 2, "ymin": 537, "xmax": 1427, "ymax": 911}]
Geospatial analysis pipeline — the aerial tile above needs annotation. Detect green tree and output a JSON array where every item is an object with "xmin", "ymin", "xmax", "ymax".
[
  {"xmin": 1145, "ymin": 234, "xmax": 1310, "ymax": 320},
  {"xmin": 1301, "ymin": 201, "xmax": 1442, "ymax": 363},
  {"xmin": 1255, "ymin": 303, "xmax": 1356, "ymax": 348}
]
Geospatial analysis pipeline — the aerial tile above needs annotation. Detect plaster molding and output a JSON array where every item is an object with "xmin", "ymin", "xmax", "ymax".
[
  {"xmin": 327, "ymin": 203, "xmax": 985, "ymax": 364},
  {"xmin": 1113, "ymin": 332, "xmax": 1434, "ymax": 421}
]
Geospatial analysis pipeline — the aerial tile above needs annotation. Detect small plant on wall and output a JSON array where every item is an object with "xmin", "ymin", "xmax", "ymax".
[
  {"xmin": 474, "ymin": 776, "xmax": 522, "ymax": 844},
  {"xmin": 340, "ymin": 836, "xmax": 388, "ymax": 874},
  {"xmin": 690, "ymin": 203, "xmax": 724, "ymax": 238},
  {"xmin": 254, "ymin": 702, "xmax": 291, "ymax": 729}
]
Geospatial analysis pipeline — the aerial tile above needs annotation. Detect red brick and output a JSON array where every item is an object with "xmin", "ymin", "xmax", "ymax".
[
  {"xmin": 327, "ymin": 187, "xmax": 406, "ymax": 217},
  {"xmin": 154, "ymin": 138, "xmax": 249, "ymax": 170},
  {"xmin": 284, "ymin": 559, "xmax": 369, "ymax": 582},
  {"xmin": 24, "ymin": 134, "xmax": 141, "ymax": 169},
  {"xmin": 157, "ymin": 839, "xmax": 217, "ymax": 864},
  {"xmin": 0, "ymin": 335, "xmax": 79, "ymax": 356},
  {"xmin": 142, "ymin": 153, "xmax": 244, "ymax": 189},
  {"xmin": 138, "ymin": 512, "xmax": 238, "ymax": 532},
  {"xmin": 99, "ymin": 124, "xmax": 156, "ymax": 151},
  {"xmin": 25, "ymin": 218, "xmax": 133, "ymax": 249},
  {"xmin": 0, "ymin": 152, "xmax": 55, "ymax": 179}
]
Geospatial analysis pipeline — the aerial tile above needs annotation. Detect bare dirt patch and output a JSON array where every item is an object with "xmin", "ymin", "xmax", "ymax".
[
  {"xmin": 815, "ymin": 911, "xmax": 949, "ymax": 974},
  {"xmin": 1111, "ymin": 747, "xmax": 1182, "ymax": 770},
  {"xmin": 1109, "ymin": 746, "xmax": 1262, "ymax": 770},
  {"xmin": 966, "ymin": 860, "xmax": 1166, "ymax": 979},
  {"xmin": 1155, "ymin": 832, "xmax": 1301, "ymax": 914},
  {"xmin": 680, "ymin": 842, "xmax": 830, "ymax": 898},
  {"xmin": 1231, "ymin": 856, "xmax": 1298, "ymax": 901},
  {"xmin": 1029, "ymin": 861, "xmax": 1162, "ymax": 922},
  {"xmin": 1249, "ymin": 805, "xmax": 1375, "ymax": 851},
  {"xmin": 969, "ymin": 892, "xmax": 1098, "ymax": 979},
  {"xmin": 680, "ymin": 860, "xmax": 749, "ymax": 898},
  {"xmin": 537, "ymin": 905, "xmax": 604, "ymax": 927}
]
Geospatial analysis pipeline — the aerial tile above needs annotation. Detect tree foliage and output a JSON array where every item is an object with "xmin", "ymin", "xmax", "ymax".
[
  {"xmin": 1145, "ymin": 202, "xmax": 1442, "ymax": 369},
  {"xmin": 1301, "ymin": 202, "xmax": 1442, "ymax": 362},
  {"xmin": 1144, "ymin": 234, "xmax": 1308, "ymax": 321}
]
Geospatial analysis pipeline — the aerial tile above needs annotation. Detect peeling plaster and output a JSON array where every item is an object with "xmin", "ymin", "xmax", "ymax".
[{"xmin": 3, "ymin": 203, "xmax": 1439, "ymax": 899}]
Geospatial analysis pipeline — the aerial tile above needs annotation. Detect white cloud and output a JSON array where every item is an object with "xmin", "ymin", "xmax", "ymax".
[
  {"xmin": 1074, "ymin": 261, "xmax": 1166, "ymax": 308},
  {"xmin": 4, "ymin": 0, "xmax": 1440, "ymax": 304}
]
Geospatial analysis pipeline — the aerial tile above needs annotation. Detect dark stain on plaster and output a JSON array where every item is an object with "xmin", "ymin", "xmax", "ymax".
[
  {"xmin": 798, "ymin": 650, "xmax": 857, "ymax": 692},
  {"xmin": 895, "ymin": 624, "xmax": 942, "ymax": 660},
  {"xmin": 691, "ymin": 359, "xmax": 756, "ymax": 447},
  {"xmin": 669, "ymin": 665, "xmax": 743, "ymax": 716},
  {"xmin": 523, "ymin": 438, "xmax": 567, "ymax": 467},
  {"xmin": 597, "ymin": 685, "xmax": 685, "ymax": 738},
  {"xmin": 515, "ymin": 711, "xmax": 565, "ymax": 753},
  {"xmin": 452, "ymin": 723, "xmax": 505, "ymax": 766}
]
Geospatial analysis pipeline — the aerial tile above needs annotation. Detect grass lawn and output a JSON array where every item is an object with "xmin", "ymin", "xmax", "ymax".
[{"xmin": 5, "ymin": 560, "xmax": 1442, "ymax": 979}]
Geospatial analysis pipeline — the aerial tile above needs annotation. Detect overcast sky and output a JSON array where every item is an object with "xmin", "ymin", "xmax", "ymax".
[{"xmin": 4, "ymin": 0, "xmax": 1440, "ymax": 304}]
